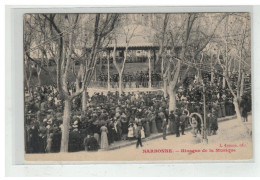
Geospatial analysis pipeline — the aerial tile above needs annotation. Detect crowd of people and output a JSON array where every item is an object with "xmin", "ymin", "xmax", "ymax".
[
  {"xmin": 24, "ymin": 82, "xmax": 237, "ymax": 153},
  {"xmin": 96, "ymin": 71, "xmax": 162, "ymax": 88}
]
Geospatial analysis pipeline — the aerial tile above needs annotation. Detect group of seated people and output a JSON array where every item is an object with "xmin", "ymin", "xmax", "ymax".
[
  {"xmin": 96, "ymin": 71, "xmax": 162, "ymax": 88},
  {"xmin": 96, "ymin": 56, "xmax": 150, "ymax": 65}
]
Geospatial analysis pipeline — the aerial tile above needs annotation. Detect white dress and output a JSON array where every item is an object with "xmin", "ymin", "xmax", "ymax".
[
  {"xmin": 128, "ymin": 126, "xmax": 134, "ymax": 138},
  {"xmin": 141, "ymin": 127, "xmax": 145, "ymax": 139}
]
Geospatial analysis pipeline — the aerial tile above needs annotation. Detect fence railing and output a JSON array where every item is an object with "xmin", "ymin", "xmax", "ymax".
[{"xmin": 88, "ymin": 80, "xmax": 163, "ymax": 89}]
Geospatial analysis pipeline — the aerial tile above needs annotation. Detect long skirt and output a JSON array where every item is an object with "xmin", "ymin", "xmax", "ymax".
[
  {"xmin": 107, "ymin": 130, "xmax": 114, "ymax": 145},
  {"xmin": 133, "ymin": 124, "xmax": 138, "ymax": 138},
  {"xmin": 141, "ymin": 127, "xmax": 145, "ymax": 139},
  {"xmin": 221, "ymin": 103, "xmax": 226, "ymax": 117},
  {"xmin": 156, "ymin": 121, "xmax": 162, "ymax": 133},
  {"xmin": 144, "ymin": 122, "xmax": 150, "ymax": 137},
  {"xmin": 168, "ymin": 121, "xmax": 175, "ymax": 134},
  {"xmin": 128, "ymin": 127, "xmax": 134, "ymax": 138},
  {"xmin": 100, "ymin": 132, "xmax": 109, "ymax": 150},
  {"xmin": 151, "ymin": 120, "xmax": 158, "ymax": 134},
  {"xmin": 45, "ymin": 138, "xmax": 52, "ymax": 153},
  {"xmin": 218, "ymin": 105, "xmax": 222, "ymax": 118}
]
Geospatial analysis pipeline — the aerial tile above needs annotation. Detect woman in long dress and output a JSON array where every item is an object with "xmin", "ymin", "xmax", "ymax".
[
  {"xmin": 100, "ymin": 124, "xmax": 109, "ymax": 150},
  {"xmin": 190, "ymin": 117, "xmax": 198, "ymax": 137},
  {"xmin": 93, "ymin": 122, "xmax": 100, "ymax": 146},
  {"xmin": 168, "ymin": 111, "xmax": 175, "ymax": 134},
  {"xmin": 150, "ymin": 113, "xmax": 158, "ymax": 134},
  {"xmin": 45, "ymin": 133, "xmax": 53, "ymax": 153},
  {"xmin": 127, "ymin": 123, "xmax": 134, "ymax": 140},
  {"xmin": 107, "ymin": 120, "xmax": 115, "ymax": 145},
  {"xmin": 121, "ymin": 116, "xmax": 128, "ymax": 140},
  {"xmin": 144, "ymin": 118, "xmax": 150, "ymax": 137},
  {"xmin": 141, "ymin": 126, "xmax": 145, "ymax": 139},
  {"xmin": 156, "ymin": 111, "xmax": 163, "ymax": 133}
]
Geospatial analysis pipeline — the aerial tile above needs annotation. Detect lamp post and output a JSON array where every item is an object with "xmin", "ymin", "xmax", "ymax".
[
  {"xmin": 202, "ymin": 81, "xmax": 208, "ymax": 144},
  {"xmin": 197, "ymin": 60, "xmax": 208, "ymax": 143}
]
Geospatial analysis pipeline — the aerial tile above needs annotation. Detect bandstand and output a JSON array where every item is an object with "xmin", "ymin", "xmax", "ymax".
[{"xmin": 89, "ymin": 25, "xmax": 164, "ymax": 93}]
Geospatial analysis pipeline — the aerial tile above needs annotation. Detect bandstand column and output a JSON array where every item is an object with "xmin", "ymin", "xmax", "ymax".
[
  {"xmin": 94, "ymin": 66, "xmax": 97, "ymax": 81},
  {"xmin": 107, "ymin": 50, "xmax": 111, "ymax": 90},
  {"xmin": 210, "ymin": 53, "xmax": 214, "ymax": 84},
  {"xmin": 148, "ymin": 50, "xmax": 152, "ymax": 89},
  {"xmin": 153, "ymin": 49, "xmax": 156, "ymax": 71}
]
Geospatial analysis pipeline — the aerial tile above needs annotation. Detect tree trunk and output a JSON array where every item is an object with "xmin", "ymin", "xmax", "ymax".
[
  {"xmin": 60, "ymin": 99, "xmax": 71, "ymax": 152},
  {"xmin": 26, "ymin": 81, "xmax": 31, "ymax": 94},
  {"xmin": 163, "ymin": 78, "xmax": 167, "ymax": 98},
  {"xmin": 223, "ymin": 76, "xmax": 226, "ymax": 88},
  {"xmin": 37, "ymin": 73, "xmax": 41, "ymax": 86},
  {"xmin": 82, "ymin": 90, "xmax": 87, "ymax": 112},
  {"xmin": 118, "ymin": 73, "xmax": 122, "ymax": 95},
  {"xmin": 240, "ymin": 71, "xmax": 245, "ymax": 97},
  {"xmin": 169, "ymin": 88, "xmax": 177, "ymax": 111},
  {"xmin": 233, "ymin": 98, "xmax": 242, "ymax": 121},
  {"xmin": 75, "ymin": 78, "xmax": 80, "ymax": 92}
]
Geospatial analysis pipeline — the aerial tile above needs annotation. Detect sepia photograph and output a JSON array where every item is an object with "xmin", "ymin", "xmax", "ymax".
[{"xmin": 23, "ymin": 12, "xmax": 252, "ymax": 161}]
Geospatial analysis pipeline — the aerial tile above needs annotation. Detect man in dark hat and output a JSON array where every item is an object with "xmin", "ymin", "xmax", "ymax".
[
  {"xmin": 114, "ymin": 117, "xmax": 122, "ymax": 141},
  {"xmin": 136, "ymin": 122, "xmax": 143, "ymax": 148},
  {"xmin": 162, "ymin": 118, "xmax": 167, "ymax": 140},
  {"xmin": 180, "ymin": 112, "xmax": 187, "ymax": 135},
  {"xmin": 84, "ymin": 133, "xmax": 99, "ymax": 151},
  {"xmin": 175, "ymin": 112, "xmax": 180, "ymax": 137}
]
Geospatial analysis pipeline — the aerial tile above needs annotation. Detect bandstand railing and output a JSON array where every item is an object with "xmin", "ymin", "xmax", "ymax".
[{"xmin": 88, "ymin": 80, "xmax": 163, "ymax": 90}]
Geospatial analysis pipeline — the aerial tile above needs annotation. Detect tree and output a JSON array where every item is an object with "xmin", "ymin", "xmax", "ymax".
[
  {"xmin": 153, "ymin": 14, "xmax": 170, "ymax": 97},
  {"xmin": 112, "ymin": 23, "xmax": 138, "ymax": 95},
  {"xmin": 24, "ymin": 14, "xmax": 35, "ymax": 93},
  {"xmin": 157, "ymin": 13, "xmax": 227, "ymax": 111},
  {"xmin": 24, "ymin": 14, "xmax": 58, "ymax": 88},
  {"xmin": 35, "ymin": 15, "xmax": 48, "ymax": 86},
  {"xmin": 42, "ymin": 13, "xmax": 120, "ymax": 152},
  {"xmin": 215, "ymin": 13, "xmax": 251, "ymax": 132}
]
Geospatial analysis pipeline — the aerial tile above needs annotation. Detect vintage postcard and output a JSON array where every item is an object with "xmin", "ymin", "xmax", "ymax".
[{"xmin": 23, "ymin": 12, "xmax": 252, "ymax": 161}]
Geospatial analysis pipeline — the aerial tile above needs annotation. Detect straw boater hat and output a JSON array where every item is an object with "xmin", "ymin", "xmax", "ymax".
[
  {"xmin": 72, "ymin": 120, "xmax": 78, "ymax": 128},
  {"xmin": 115, "ymin": 113, "xmax": 120, "ymax": 118},
  {"xmin": 121, "ymin": 114, "xmax": 126, "ymax": 119},
  {"xmin": 47, "ymin": 109, "xmax": 53, "ymax": 114},
  {"xmin": 47, "ymin": 118, "xmax": 53, "ymax": 125}
]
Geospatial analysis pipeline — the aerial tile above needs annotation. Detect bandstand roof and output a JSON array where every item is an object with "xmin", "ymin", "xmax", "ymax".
[{"xmin": 106, "ymin": 24, "xmax": 159, "ymax": 50}]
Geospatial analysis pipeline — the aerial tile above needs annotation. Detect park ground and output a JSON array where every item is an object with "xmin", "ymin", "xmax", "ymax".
[{"xmin": 25, "ymin": 115, "xmax": 252, "ymax": 162}]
